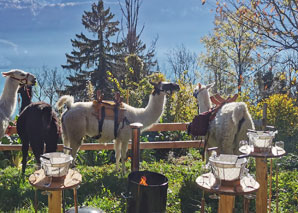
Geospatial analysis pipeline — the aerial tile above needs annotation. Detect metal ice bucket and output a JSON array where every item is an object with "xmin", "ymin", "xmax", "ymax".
[
  {"xmin": 209, "ymin": 154, "xmax": 247, "ymax": 182},
  {"xmin": 247, "ymin": 130, "xmax": 277, "ymax": 153},
  {"xmin": 40, "ymin": 152, "xmax": 73, "ymax": 177}
]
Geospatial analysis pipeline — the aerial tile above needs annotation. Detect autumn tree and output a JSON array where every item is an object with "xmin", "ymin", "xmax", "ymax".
[
  {"xmin": 62, "ymin": 0, "xmax": 120, "ymax": 99},
  {"xmin": 212, "ymin": 0, "xmax": 298, "ymax": 98},
  {"xmin": 199, "ymin": 34, "xmax": 232, "ymax": 94},
  {"xmin": 201, "ymin": 11, "xmax": 265, "ymax": 93},
  {"xmin": 220, "ymin": 0, "xmax": 298, "ymax": 52}
]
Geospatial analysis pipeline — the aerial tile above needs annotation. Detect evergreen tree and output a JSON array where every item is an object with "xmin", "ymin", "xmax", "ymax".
[{"xmin": 62, "ymin": 0, "xmax": 120, "ymax": 99}]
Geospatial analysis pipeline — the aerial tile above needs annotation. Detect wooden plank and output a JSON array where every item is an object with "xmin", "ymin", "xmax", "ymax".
[
  {"xmin": 48, "ymin": 191, "xmax": 62, "ymax": 213},
  {"xmin": 256, "ymin": 157, "xmax": 268, "ymax": 213},
  {"xmin": 0, "ymin": 140, "xmax": 204, "ymax": 151},
  {"xmin": 218, "ymin": 195, "xmax": 235, "ymax": 213},
  {"xmin": 145, "ymin": 123, "xmax": 189, "ymax": 132}
]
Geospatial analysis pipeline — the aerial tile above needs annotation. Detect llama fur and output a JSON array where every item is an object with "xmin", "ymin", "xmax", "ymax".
[
  {"xmin": 56, "ymin": 82, "xmax": 179, "ymax": 173},
  {"xmin": 194, "ymin": 83, "xmax": 255, "ymax": 154},
  {"xmin": 0, "ymin": 69, "xmax": 36, "ymax": 139},
  {"xmin": 17, "ymin": 86, "xmax": 60, "ymax": 174}
]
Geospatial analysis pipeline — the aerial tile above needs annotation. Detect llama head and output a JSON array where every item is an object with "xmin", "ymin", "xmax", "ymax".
[
  {"xmin": 151, "ymin": 81, "xmax": 180, "ymax": 95},
  {"xmin": 193, "ymin": 83, "xmax": 214, "ymax": 99},
  {"xmin": 193, "ymin": 83, "xmax": 214, "ymax": 112},
  {"xmin": 2, "ymin": 69, "xmax": 36, "ymax": 86},
  {"xmin": 18, "ymin": 85, "xmax": 33, "ymax": 100}
]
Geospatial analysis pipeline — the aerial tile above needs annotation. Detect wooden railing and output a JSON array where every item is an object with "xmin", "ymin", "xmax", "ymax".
[{"xmin": 0, "ymin": 123, "xmax": 204, "ymax": 151}]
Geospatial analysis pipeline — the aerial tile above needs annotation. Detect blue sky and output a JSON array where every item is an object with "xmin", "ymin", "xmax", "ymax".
[{"xmin": 0, "ymin": 0, "xmax": 217, "ymax": 89}]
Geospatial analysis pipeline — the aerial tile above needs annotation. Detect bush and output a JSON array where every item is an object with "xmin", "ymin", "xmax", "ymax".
[{"xmin": 248, "ymin": 94, "xmax": 298, "ymax": 154}]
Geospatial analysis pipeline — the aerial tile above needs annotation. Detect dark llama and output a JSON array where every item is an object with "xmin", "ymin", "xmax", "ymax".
[{"xmin": 17, "ymin": 85, "xmax": 61, "ymax": 174}]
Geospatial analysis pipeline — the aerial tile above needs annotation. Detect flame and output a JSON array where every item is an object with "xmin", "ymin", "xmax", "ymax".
[{"xmin": 139, "ymin": 176, "xmax": 148, "ymax": 186}]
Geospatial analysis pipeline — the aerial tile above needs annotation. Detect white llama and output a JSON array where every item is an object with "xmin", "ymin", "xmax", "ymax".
[
  {"xmin": 56, "ymin": 81, "xmax": 180, "ymax": 173},
  {"xmin": 193, "ymin": 83, "xmax": 255, "ymax": 154},
  {"xmin": 0, "ymin": 69, "xmax": 36, "ymax": 138}
]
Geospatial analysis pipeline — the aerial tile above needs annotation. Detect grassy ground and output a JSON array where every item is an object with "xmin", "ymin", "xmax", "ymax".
[{"xmin": 0, "ymin": 149, "xmax": 297, "ymax": 212}]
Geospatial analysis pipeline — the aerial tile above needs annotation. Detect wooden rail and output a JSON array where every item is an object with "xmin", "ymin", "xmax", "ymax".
[
  {"xmin": 0, "ymin": 123, "xmax": 204, "ymax": 151},
  {"xmin": 145, "ymin": 123, "xmax": 189, "ymax": 132}
]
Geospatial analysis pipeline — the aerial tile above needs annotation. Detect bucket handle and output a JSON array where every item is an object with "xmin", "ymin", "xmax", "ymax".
[
  {"xmin": 40, "ymin": 155, "xmax": 50, "ymax": 161},
  {"xmin": 121, "ymin": 191, "xmax": 133, "ymax": 200},
  {"xmin": 63, "ymin": 146, "xmax": 72, "ymax": 155}
]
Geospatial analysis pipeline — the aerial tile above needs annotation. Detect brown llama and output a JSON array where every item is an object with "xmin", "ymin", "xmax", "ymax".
[{"xmin": 17, "ymin": 85, "xmax": 61, "ymax": 174}]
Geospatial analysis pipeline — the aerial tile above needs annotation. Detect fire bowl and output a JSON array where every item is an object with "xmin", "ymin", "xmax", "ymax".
[{"xmin": 125, "ymin": 170, "xmax": 168, "ymax": 213}]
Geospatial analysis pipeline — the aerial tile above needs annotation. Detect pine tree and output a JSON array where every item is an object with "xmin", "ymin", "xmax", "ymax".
[{"xmin": 62, "ymin": 0, "xmax": 120, "ymax": 99}]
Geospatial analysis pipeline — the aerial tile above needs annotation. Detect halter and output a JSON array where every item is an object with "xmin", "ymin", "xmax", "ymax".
[
  {"xmin": 10, "ymin": 73, "xmax": 30, "ymax": 85},
  {"xmin": 152, "ymin": 82, "xmax": 179, "ymax": 95},
  {"xmin": 25, "ymin": 86, "xmax": 32, "ymax": 100}
]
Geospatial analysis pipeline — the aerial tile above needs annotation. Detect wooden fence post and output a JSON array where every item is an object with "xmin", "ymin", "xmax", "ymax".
[{"xmin": 130, "ymin": 123, "xmax": 143, "ymax": 172}]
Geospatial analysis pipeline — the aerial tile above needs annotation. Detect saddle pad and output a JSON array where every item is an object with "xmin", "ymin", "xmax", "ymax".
[
  {"xmin": 188, "ymin": 111, "xmax": 212, "ymax": 137},
  {"xmin": 92, "ymin": 100, "xmax": 126, "ymax": 123}
]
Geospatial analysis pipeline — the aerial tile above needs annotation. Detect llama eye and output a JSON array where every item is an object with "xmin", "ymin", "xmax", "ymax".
[{"xmin": 20, "ymin": 73, "xmax": 26, "ymax": 77}]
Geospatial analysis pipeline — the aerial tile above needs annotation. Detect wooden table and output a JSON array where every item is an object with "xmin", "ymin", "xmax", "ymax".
[
  {"xmin": 196, "ymin": 173, "xmax": 259, "ymax": 213},
  {"xmin": 29, "ymin": 169, "xmax": 82, "ymax": 213},
  {"xmin": 239, "ymin": 145, "xmax": 286, "ymax": 158},
  {"xmin": 239, "ymin": 145, "xmax": 286, "ymax": 213}
]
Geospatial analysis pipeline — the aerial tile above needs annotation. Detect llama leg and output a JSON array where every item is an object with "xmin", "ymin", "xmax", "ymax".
[
  {"xmin": 0, "ymin": 119, "xmax": 9, "ymax": 139},
  {"xmin": 67, "ymin": 138, "xmax": 82, "ymax": 166},
  {"xmin": 120, "ymin": 140, "xmax": 129, "ymax": 174},
  {"xmin": 21, "ymin": 136, "xmax": 29, "ymax": 174},
  {"xmin": 45, "ymin": 125, "xmax": 58, "ymax": 153},
  {"xmin": 62, "ymin": 131, "xmax": 71, "ymax": 155},
  {"xmin": 31, "ymin": 140, "xmax": 44, "ymax": 166},
  {"xmin": 114, "ymin": 139, "xmax": 121, "ymax": 171}
]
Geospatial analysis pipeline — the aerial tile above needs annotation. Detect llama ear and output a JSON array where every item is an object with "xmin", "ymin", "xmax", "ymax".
[
  {"xmin": 206, "ymin": 83, "xmax": 215, "ymax": 90},
  {"xmin": 197, "ymin": 83, "xmax": 201, "ymax": 89}
]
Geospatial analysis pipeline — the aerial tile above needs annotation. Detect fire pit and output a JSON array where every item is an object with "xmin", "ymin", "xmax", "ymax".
[
  {"xmin": 247, "ymin": 130, "xmax": 277, "ymax": 153},
  {"xmin": 40, "ymin": 152, "xmax": 73, "ymax": 180},
  {"xmin": 124, "ymin": 170, "xmax": 168, "ymax": 213},
  {"xmin": 209, "ymin": 154, "xmax": 247, "ymax": 187}
]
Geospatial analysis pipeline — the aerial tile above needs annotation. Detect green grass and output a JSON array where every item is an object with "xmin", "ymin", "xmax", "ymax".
[{"xmin": 0, "ymin": 149, "xmax": 297, "ymax": 212}]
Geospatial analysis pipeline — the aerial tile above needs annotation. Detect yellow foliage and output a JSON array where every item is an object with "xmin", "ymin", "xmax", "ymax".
[{"xmin": 248, "ymin": 94, "xmax": 298, "ymax": 137}]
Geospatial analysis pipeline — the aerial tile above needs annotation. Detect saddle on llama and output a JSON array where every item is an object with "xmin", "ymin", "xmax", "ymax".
[
  {"xmin": 188, "ymin": 93, "xmax": 238, "ymax": 137},
  {"xmin": 92, "ymin": 91, "xmax": 127, "ymax": 139}
]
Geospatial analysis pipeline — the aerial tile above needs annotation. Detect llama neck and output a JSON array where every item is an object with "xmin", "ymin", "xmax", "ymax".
[
  {"xmin": 199, "ymin": 90, "xmax": 212, "ymax": 113},
  {"xmin": 0, "ymin": 78, "xmax": 19, "ymax": 118},
  {"xmin": 20, "ymin": 92, "xmax": 32, "ymax": 112},
  {"xmin": 129, "ymin": 93, "xmax": 166, "ymax": 129}
]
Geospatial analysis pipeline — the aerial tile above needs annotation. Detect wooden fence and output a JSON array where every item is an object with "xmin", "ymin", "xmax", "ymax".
[{"xmin": 0, "ymin": 123, "xmax": 205, "ymax": 151}]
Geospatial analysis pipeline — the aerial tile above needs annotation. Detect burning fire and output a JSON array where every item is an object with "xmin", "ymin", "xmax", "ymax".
[{"xmin": 139, "ymin": 176, "xmax": 148, "ymax": 186}]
